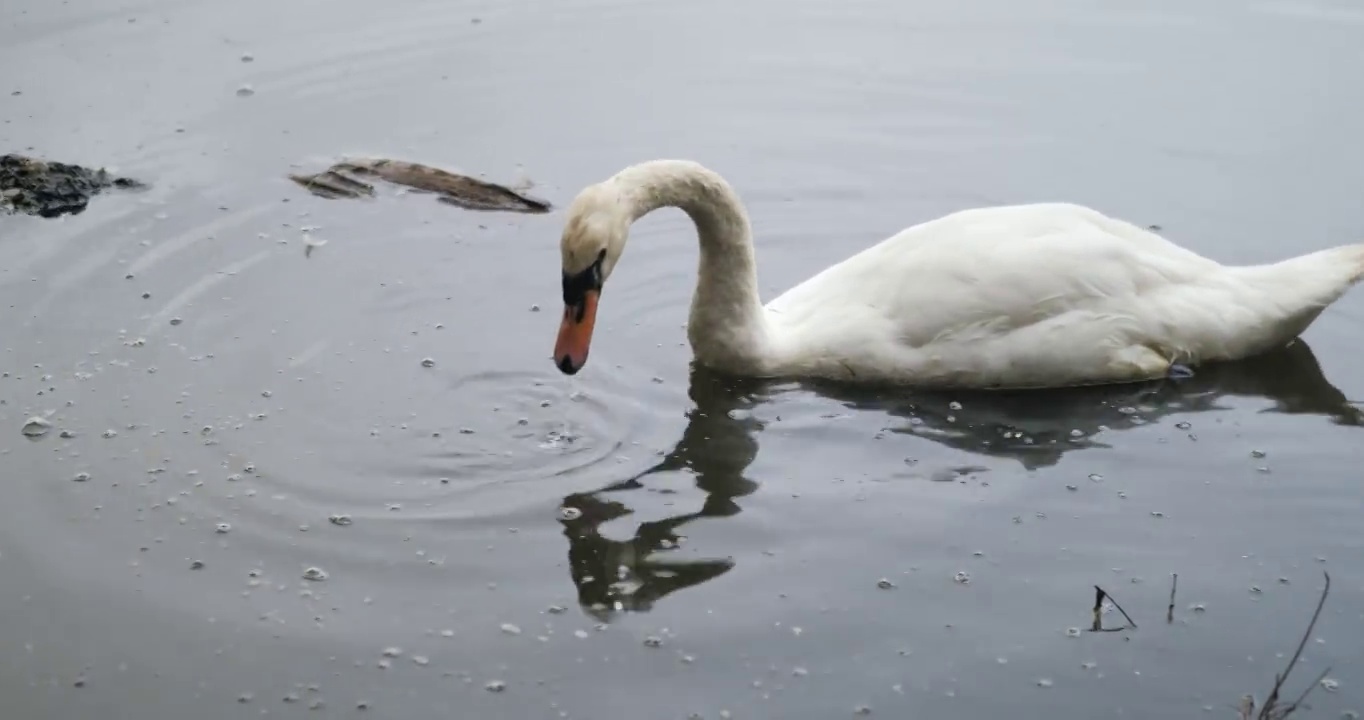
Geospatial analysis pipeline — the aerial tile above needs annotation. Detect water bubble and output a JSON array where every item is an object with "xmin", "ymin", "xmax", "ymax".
[
  {"xmin": 328, "ymin": 514, "xmax": 353, "ymax": 526},
  {"xmin": 1320, "ymin": 678, "xmax": 1339, "ymax": 692},
  {"xmin": 1065, "ymin": 484, "xmax": 1078, "ymax": 492},
  {"xmin": 546, "ymin": 605, "xmax": 567, "ymax": 614},
  {"xmin": 236, "ymin": 84, "xmax": 255, "ymax": 97},
  {"xmin": 72, "ymin": 472, "xmax": 91, "ymax": 482},
  {"xmin": 381, "ymin": 647, "xmax": 403, "ymax": 658},
  {"xmin": 1036, "ymin": 678, "xmax": 1053, "ymax": 688},
  {"xmin": 953, "ymin": 571, "xmax": 970, "ymax": 584},
  {"xmin": 1065, "ymin": 627, "xmax": 1081, "ymax": 638},
  {"xmin": 240, "ymin": 52, "xmax": 254, "ymax": 62},
  {"xmin": 411, "ymin": 655, "xmax": 429, "ymax": 667},
  {"xmin": 500, "ymin": 623, "xmax": 522, "ymax": 635},
  {"xmin": 102, "ymin": 429, "xmax": 118, "ymax": 439},
  {"xmin": 876, "ymin": 578, "xmax": 896, "ymax": 590},
  {"xmin": 558, "ymin": 506, "xmax": 582, "ymax": 521},
  {"xmin": 169, "ymin": 317, "xmax": 182, "ymax": 326},
  {"xmin": 854, "ymin": 705, "xmax": 873, "ymax": 715},
  {"xmin": 190, "ymin": 560, "xmax": 205, "ymax": 570},
  {"xmin": 1250, "ymin": 449, "xmax": 1266, "ymax": 458},
  {"xmin": 421, "ymin": 358, "xmax": 436, "ymax": 368},
  {"xmin": 484, "ymin": 680, "xmax": 506, "ymax": 693},
  {"xmin": 1174, "ymin": 421, "xmax": 1191, "ymax": 430},
  {"xmin": 643, "ymin": 636, "xmax": 663, "ymax": 648},
  {"xmin": 238, "ymin": 692, "xmax": 255, "ymax": 703},
  {"xmin": 302, "ymin": 567, "xmax": 329, "ymax": 581},
  {"xmin": 21, "ymin": 416, "xmax": 51, "ymax": 437},
  {"xmin": 215, "ymin": 523, "xmax": 231, "ymax": 534}
]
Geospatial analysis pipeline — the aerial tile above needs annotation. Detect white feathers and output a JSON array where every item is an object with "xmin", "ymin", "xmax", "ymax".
[{"xmin": 561, "ymin": 160, "xmax": 1364, "ymax": 389}]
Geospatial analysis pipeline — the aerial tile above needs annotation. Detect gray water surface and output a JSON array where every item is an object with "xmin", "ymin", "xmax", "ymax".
[{"xmin": 2, "ymin": 0, "xmax": 1363, "ymax": 717}]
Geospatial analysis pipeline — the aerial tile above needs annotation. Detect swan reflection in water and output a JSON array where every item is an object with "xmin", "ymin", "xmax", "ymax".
[{"xmin": 557, "ymin": 340, "xmax": 1360, "ymax": 618}]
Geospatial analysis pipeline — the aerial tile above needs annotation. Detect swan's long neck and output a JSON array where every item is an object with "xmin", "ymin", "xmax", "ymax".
[{"xmin": 610, "ymin": 160, "xmax": 772, "ymax": 371}]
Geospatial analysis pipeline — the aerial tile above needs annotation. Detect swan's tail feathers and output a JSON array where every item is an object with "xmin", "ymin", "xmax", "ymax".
[
  {"xmin": 1225, "ymin": 243, "xmax": 1364, "ymax": 351},
  {"xmin": 1245, "ymin": 243, "xmax": 1364, "ymax": 300}
]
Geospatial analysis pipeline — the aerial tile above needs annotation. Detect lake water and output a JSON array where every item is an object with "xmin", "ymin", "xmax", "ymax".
[{"xmin": 2, "ymin": 0, "xmax": 1362, "ymax": 717}]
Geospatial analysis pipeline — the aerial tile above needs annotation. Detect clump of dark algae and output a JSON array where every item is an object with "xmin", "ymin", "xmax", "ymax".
[
  {"xmin": 289, "ymin": 157, "xmax": 551, "ymax": 213},
  {"xmin": 1, "ymin": 153, "xmax": 148, "ymax": 218}
]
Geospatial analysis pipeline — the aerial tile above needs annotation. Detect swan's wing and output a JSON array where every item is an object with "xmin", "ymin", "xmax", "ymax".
[{"xmin": 764, "ymin": 202, "xmax": 1221, "ymax": 346}]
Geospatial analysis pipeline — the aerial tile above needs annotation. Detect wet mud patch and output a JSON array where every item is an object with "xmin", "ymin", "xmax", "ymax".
[
  {"xmin": 0, "ymin": 153, "xmax": 147, "ymax": 218},
  {"xmin": 289, "ymin": 158, "xmax": 551, "ymax": 213}
]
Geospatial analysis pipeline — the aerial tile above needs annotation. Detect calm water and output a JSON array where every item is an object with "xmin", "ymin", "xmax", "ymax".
[{"xmin": 2, "ymin": 0, "xmax": 1363, "ymax": 717}]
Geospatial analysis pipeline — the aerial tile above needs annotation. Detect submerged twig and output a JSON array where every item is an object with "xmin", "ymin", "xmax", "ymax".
[
  {"xmin": 1167, "ymin": 572, "xmax": 1178, "ymax": 624},
  {"xmin": 1091, "ymin": 585, "xmax": 1138, "ymax": 632},
  {"xmin": 1250, "ymin": 570, "xmax": 1332, "ymax": 719}
]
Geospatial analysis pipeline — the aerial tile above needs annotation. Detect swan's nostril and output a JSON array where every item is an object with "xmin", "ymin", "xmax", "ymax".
[{"xmin": 556, "ymin": 355, "xmax": 579, "ymax": 375}]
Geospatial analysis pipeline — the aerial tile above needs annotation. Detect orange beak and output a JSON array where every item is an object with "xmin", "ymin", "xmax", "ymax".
[{"xmin": 554, "ymin": 289, "xmax": 599, "ymax": 375}]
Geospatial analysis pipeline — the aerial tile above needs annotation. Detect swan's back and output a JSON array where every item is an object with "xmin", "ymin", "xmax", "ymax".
[
  {"xmin": 763, "ymin": 203, "xmax": 1364, "ymax": 387},
  {"xmin": 767, "ymin": 203, "xmax": 1215, "ymax": 340}
]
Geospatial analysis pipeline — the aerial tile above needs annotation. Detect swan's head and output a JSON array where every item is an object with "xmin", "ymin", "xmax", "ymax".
[{"xmin": 554, "ymin": 184, "xmax": 629, "ymax": 375}]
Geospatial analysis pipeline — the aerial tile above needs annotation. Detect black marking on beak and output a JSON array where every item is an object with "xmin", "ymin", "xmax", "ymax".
[
  {"xmin": 562, "ymin": 249, "xmax": 607, "ymax": 317},
  {"xmin": 557, "ymin": 355, "xmax": 580, "ymax": 374}
]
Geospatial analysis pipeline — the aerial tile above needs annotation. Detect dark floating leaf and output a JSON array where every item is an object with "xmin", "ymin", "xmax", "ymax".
[{"xmin": 289, "ymin": 157, "xmax": 551, "ymax": 214}]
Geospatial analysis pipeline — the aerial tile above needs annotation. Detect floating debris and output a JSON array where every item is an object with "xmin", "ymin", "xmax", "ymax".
[
  {"xmin": 21, "ymin": 416, "xmax": 51, "ymax": 437},
  {"xmin": 1, "ymin": 154, "xmax": 147, "ymax": 218},
  {"xmin": 328, "ymin": 514, "xmax": 353, "ymax": 526},
  {"xmin": 288, "ymin": 157, "xmax": 551, "ymax": 213}
]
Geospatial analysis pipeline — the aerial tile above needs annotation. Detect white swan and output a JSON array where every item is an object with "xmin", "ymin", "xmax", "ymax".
[{"xmin": 553, "ymin": 159, "xmax": 1364, "ymax": 389}]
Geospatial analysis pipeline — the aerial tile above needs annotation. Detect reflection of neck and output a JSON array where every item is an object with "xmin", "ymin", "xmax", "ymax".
[{"xmin": 611, "ymin": 160, "xmax": 771, "ymax": 372}]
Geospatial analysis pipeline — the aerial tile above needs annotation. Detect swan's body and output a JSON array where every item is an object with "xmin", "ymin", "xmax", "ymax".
[{"xmin": 553, "ymin": 160, "xmax": 1364, "ymax": 388}]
